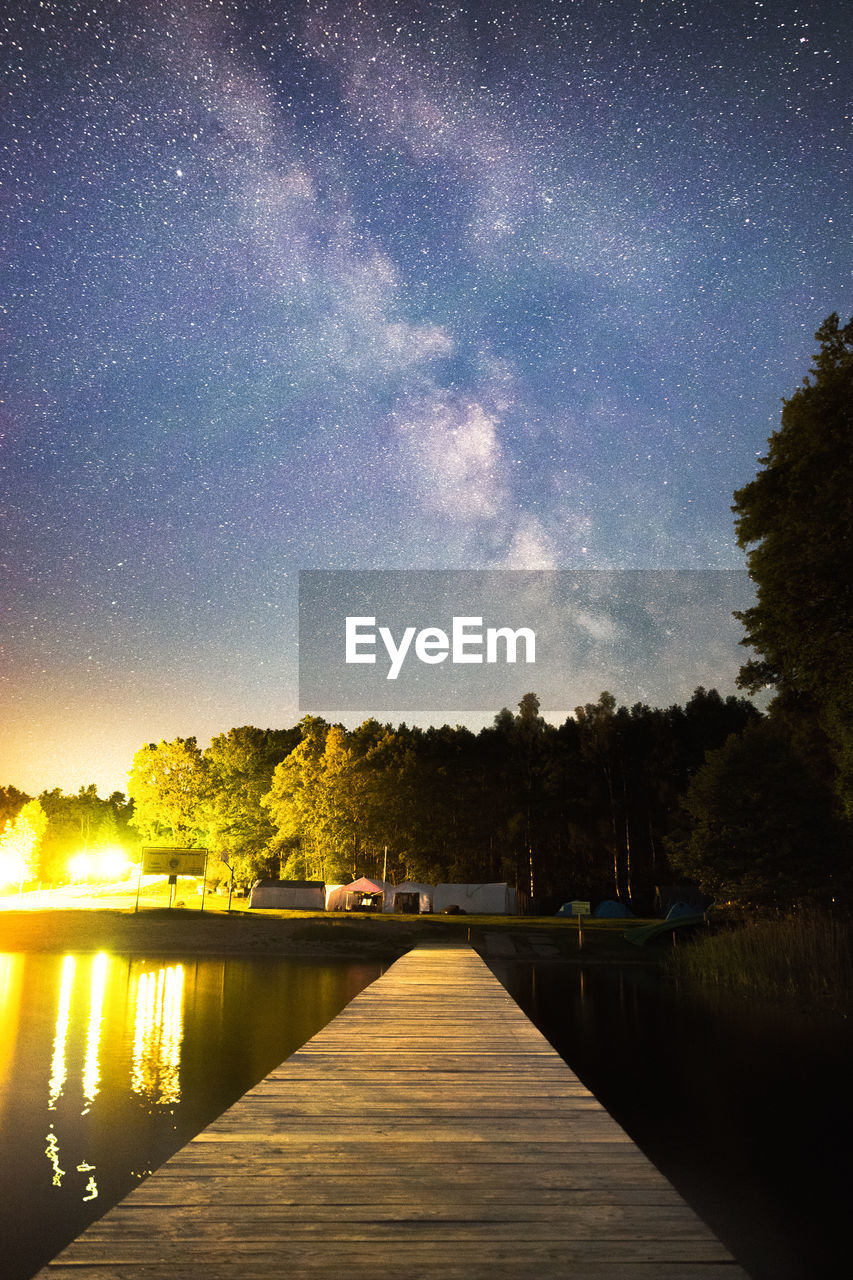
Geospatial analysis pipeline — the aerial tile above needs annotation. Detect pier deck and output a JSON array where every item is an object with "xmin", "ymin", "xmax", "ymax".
[{"xmin": 36, "ymin": 944, "xmax": 749, "ymax": 1279}]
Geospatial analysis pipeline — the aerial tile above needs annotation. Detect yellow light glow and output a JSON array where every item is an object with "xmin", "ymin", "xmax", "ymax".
[
  {"xmin": 68, "ymin": 847, "xmax": 133, "ymax": 884},
  {"xmin": 0, "ymin": 843, "xmax": 26, "ymax": 890},
  {"xmin": 131, "ymin": 965, "xmax": 185, "ymax": 1105}
]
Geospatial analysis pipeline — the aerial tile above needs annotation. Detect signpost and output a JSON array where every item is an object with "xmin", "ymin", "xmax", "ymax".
[
  {"xmin": 220, "ymin": 849, "xmax": 235, "ymax": 912},
  {"xmin": 569, "ymin": 899, "xmax": 591, "ymax": 949},
  {"xmin": 135, "ymin": 848, "xmax": 209, "ymax": 911}
]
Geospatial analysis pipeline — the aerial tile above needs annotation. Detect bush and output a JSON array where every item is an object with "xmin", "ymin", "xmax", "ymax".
[{"xmin": 668, "ymin": 912, "xmax": 852, "ymax": 1012}]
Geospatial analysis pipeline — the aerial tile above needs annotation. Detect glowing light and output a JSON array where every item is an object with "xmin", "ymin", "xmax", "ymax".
[
  {"xmin": 49, "ymin": 956, "xmax": 76, "ymax": 1110},
  {"xmin": 45, "ymin": 1129, "xmax": 65, "ymax": 1187},
  {"xmin": 131, "ymin": 965, "xmax": 185, "ymax": 1105},
  {"xmin": 68, "ymin": 847, "xmax": 133, "ymax": 884},
  {"xmin": 77, "ymin": 1162, "xmax": 98, "ymax": 1201},
  {"xmin": 82, "ymin": 953, "xmax": 109, "ymax": 1111}
]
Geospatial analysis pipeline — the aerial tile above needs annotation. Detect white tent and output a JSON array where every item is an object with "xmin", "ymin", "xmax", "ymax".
[
  {"xmin": 325, "ymin": 877, "xmax": 390, "ymax": 912},
  {"xmin": 433, "ymin": 882, "xmax": 519, "ymax": 915},
  {"xmin": 382, "ymin": 881, "xmax": 434, "ymax": 914},
  {"xmin": 249, "ymin": 880, "xmax": 326, "ymax": 910}
]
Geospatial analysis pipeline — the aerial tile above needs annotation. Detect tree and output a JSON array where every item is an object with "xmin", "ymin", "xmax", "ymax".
[
  {"xmin": 203, "ymin": 726, "xmax": 299, "ymax": 882},
  {"xmin": 0, "ymin": 798, "xmax": 48, "ymax": 890},
  {"xmin": 127, "ymin": 738, "xmax": 208, "ymax": 843},
  {"xmin": 574, "ymin": 692, "xmax": 625, "ymax": 900},
  {"xmin": 667, "ymin": 719, "xmax": 848, "ymax": 908},
  {"xmin": 732, "ymin": 314, "xmax": 853, "ymax": 812},
  {"xmin": 0, "ymin": 785, "xmax": 30, "ymax": 830},
  {"xmin": 489, "ymin": 694, "xmax": 548, "ymax": 903},
  {"xmin": 263, "ymin": 717, "xmax": 337, "ymax": 882}
]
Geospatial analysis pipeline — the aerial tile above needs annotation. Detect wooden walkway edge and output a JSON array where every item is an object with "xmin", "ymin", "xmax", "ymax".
[{"xmin": 35, "ymin": 944, "xmax": 750, "ymax": 1279}]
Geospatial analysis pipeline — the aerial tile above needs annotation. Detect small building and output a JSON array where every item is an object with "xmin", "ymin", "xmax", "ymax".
[
  {"xmin": 382, "ymin": 881, "xmax": 434, "ymax": 914},
  {"xmin": 325, "ymin": 877, "xmax": 389, "ymax": 912},
  {"xmin": 249, "ymin": 879, "xmax": 326, "ymax": 910},
  {"xmin": 433, "ymin": 882, "xmax": 520, "ymax": 915}
]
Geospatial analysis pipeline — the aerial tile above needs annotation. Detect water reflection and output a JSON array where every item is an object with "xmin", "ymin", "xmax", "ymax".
[
  {"xmin": 48, "ymin": 955, "xmax": 76, "ymax": 1110},
  {"xmin": 44, "ymin": 1129, "xmax": 64, "ymax": 1187},
  {"xmin": 82, "ymin": 953, "xmax": 108, "ymax": 1112},
  {"xmin": 1, "ymin": 951, "xmax": 382, "ymax": 1280},
  {"xmin": 131, "ymin": 965, "xmax": 185, "ymax": 1105},
  {"xmin": 77, "ymin": 1161, "xmax": 98, "ymax": 1201},
  {"xmin": 0, "ymin": 953, "xmax": 23, "ymax": 1083}
]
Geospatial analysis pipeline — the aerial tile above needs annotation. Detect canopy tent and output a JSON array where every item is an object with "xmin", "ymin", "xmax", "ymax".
[
  {"xmin": 325, "ymin": 877, "xmax": 390, "ymax": 912},
  {"xmin": 382, "ymin": 881, "xmax": 434, "ymax": 914},
  {"xmin": 249, "ymin": 880, "xmax": 326, "ymax": 910},
  {"xmin": 433, "ymin": 882, "xmax": 519, "ymax": 915}
]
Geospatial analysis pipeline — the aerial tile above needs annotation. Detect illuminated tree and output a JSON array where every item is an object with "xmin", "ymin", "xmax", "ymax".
[
  {"xmin": 203, "ymin": 726, "xmax": 299, "ymax": 882},
  {"xmin": 127, "ymin": 738, "xmax": 208, "ymax": 843},
  {"xmin": 263, "ymin": 717, "xmax": 332, "ymax": 881},
  {"xmin": 0, "ymin": 798, "xmax": 48, "ymax": 891}
]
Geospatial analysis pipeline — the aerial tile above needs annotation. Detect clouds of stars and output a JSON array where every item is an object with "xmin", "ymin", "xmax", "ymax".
[{"xmin": 1, "ymin": 0, "xmax": 850, "ymax": 790}]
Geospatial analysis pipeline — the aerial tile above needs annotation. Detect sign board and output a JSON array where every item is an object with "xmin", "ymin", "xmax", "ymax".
[
  {"xmin": 142, "ymin": 848, "xmax": 207, "ymax": 877},
  {"xmin": 569, "ymin": 900, "xmax": 591, "ymax": 916}
]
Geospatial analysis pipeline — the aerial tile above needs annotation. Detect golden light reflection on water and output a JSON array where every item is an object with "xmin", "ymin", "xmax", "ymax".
[
  {"xmin": 0, "ymin": 954, "xmax": 23, "ymax": 1084},
  {"xmin": 131, "ymin": 965, "xmax": 185, "ymax": 1105},
  {"xmin": 48, "ymin": 955, "xmax": 76, "ymax": 1110},
  {"xmin": 44, "ymin": 1129, "xmax": 65, "ymax": 1187},
  {"xmin": 82, "ymin": 954, "xmax": 109, "ymax": 1112},
  {"xmin": 45, "ymin": 954, "xmax": 108, "ymax": 1199}
]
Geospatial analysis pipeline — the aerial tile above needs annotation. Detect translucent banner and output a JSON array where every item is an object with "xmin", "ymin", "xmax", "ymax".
[{"xmin": 298, "ymin": 570, "xmax": 754, "ymax": 718}]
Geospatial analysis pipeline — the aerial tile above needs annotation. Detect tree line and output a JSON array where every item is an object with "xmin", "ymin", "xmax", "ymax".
[
  {"xmin": 2, "ymin": 678, "xmax": 846, "ymax": 910},
  {"xmin": 120, "ymin": 688, "xmax": 760, "ymax": 909},
  {"xmin": 0, "ymin": 784, "xmax": 138, "ymax": 888}
]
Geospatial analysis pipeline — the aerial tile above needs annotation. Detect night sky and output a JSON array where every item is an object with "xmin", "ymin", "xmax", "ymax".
[{"xmin": 1, "ymin": 0, "xmax": 850, "ymax": 795}]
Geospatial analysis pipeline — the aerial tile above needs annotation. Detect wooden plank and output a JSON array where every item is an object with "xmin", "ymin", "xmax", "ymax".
[{"xmin": 34, "ymin": 944, "xmax": 751, "ymax": 1279}]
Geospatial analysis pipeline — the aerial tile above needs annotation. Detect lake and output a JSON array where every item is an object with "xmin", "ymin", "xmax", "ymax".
[
  {"xmin": 1, "ymin": 948, "xmax": 850, "ymax": 1279},
  {"xmin": 0, "ymin": 951, "xmax": 383, "ymax": 1280},
  {"xmin": 497, "ymin": 959, "xmax": 853, "ymax": 1280}
]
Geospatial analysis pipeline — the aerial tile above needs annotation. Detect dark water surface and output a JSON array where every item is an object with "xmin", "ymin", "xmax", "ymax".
[
  {"xmin": 492, "ymin": 959, "xmax": 853, "ymax": 1280},
  {"xmin": 2, "ymin": 950, "xmax": 851, "ymax": 1280},
  {"xmin": 0, "ymin": 952, "xmax": 383, "ymax": 1280}
]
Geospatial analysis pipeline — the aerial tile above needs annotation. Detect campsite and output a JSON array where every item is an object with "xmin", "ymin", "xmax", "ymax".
[{"xmin": 251, "ymin": 877, "xmax": 524, "ymax": 916}]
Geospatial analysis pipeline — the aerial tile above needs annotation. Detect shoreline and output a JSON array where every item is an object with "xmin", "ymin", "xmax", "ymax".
[{"xmin": 0, "ymin": 908, "xmax": 655, "ymax": 964}]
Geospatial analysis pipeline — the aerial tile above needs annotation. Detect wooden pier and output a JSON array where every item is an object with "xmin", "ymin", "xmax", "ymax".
[{"xmin": 36, "ymin": 944, "xmax": 749, "ymax": 1279}]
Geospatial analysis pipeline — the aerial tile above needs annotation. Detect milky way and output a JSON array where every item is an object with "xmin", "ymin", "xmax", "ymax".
[{"xmin": 1, "ymin": 0, "xmax": 850, "ymax": 792}]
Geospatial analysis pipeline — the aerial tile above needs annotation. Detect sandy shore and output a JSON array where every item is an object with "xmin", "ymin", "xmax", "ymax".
[
  {"xmin": 0, "ymin": 908, "xmax": 425, "ymax": 959},
  {"xmin": 0, "ymin": 907, "xmax": 649, "ymax": 963}
]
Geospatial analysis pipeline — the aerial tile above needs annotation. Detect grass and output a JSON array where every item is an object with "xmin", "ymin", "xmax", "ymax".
[
  {"xmin": 0, "ymin": 896, "xmax": 653, "ymax": 961},
  {"xmin": 667, "ymin": 912, "xmax": 853, "ymax": 1013}
]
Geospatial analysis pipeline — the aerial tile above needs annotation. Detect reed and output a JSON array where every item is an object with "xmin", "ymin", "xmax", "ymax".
[{"xmin": 668, "ymin": 912, "xmax": 852, "ymax": 1011}]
